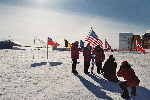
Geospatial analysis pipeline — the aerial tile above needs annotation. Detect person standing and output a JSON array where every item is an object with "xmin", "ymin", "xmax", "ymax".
[
  {"xmin": 83, "ymin": 43, "xmax": 91, "ymax": 74},
  {"xmin": 71, "ymin": 41, "xmax": 79, "ymax": 73},
  {"xmin": 117, "ymin": 61, "xmax": 140, "ymax": 99},
  {"xmin": 102, "ymin": 55, "xmax": 119, "ymax": 83},
  {"xmin": 92, "ymin": 45, "xmax": 105, "ymax": 74}
]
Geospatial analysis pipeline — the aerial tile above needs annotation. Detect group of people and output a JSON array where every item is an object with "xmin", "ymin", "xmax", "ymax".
[{"xmin": 71, "ymin": 41, "xmax": 140, "ymax": 99}]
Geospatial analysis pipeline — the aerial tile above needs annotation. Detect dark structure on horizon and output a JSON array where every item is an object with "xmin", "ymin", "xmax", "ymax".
[{"xmin": 0, "ymin": 40, "xmax": 22, "ymax": 49}]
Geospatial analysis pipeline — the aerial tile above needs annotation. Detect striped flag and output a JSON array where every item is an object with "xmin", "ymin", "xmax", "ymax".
[
  {"xmin": 34, "ymin": 37, "xmax": 46, "ymax": 47},
  {"xmin": 47, "ymin": 37, "xmax": 60, "ymax": 46},
  {"xmin": 64, "ymin": 39, "xmax": 71, "ymax": 48},
  {"xmin": 34, "ymin": 37, "xmax": 46, "ymax": 44},
  {"xmin": 136, "ymin": 40, "xmax": 146, "ymax": 54},
  {"xmin": 86, "ymin": 30, "xmax": 103, "ymax": 47},
  {"xmin": 105, "ymin": 40, "xmax": 111, "ymax": 50}
]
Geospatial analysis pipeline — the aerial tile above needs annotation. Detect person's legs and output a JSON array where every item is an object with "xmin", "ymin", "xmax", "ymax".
[
  {"xmin": 96, "ymin": 62, "xmax": 102, "ymax": 73},
  {"xmin": 72, "ymin": 59, "xmax": 78, "ymax": 73},
  {"xmin": 131, "ymin": 87, "xmax": 136, "ymax": 96},
  {"xmin": 84, "ymin": 61, "xmax": 90, "ymax": 74},
  {"xmin": 112, "ymin": 76, "xmax": 119, "ymax": 83},
  {"xmin": 119, "ymin": 82, "xmax": 130, "ymax": 99}
]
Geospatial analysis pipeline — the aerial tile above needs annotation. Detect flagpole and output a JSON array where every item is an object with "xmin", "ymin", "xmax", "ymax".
[
  {"xmin": 135, "ymin": 40, "xmax": 137, "ymax": 51},
  {"xmin": 85, "ymin": 27, "xmax": 93, "ymax": 41},
  {"xmin": 47, "ymin": 38, "xmax": 48, "ymax": 59},
  {"xmin": 34, "ymin": 37, "xmax": 35, "ymax": 46},
  {"xmin": 105, "ymin": 39, "xmax": 106, "ymax": 49}
]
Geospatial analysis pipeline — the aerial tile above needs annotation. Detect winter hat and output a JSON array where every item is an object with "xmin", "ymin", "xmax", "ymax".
[
  {"xmin": 109, "ymin": 55, "xmax": 113, "ymax": 59},
  {"xmin": 74, "ymin": 41, "xmax": 79, "ymax": 44},
  {"xmin": 96, "ymin": 45, "xmax": 101, "ymax": 48},
  {"xmin": 109, "ymin": 55, "xmax": 115, "ymax": 61},
  {"xmin": 121, "ymin": 61, "xmax": 129, "ymax": 67},
  {"xmin": 86, "ymin": 43, "xmax": 90, "ymax": 47}
]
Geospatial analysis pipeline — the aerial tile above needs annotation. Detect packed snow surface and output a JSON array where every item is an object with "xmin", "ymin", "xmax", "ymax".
[{"xmin": 0, "ymin": 49, "xmax": 150, "ymax": 100}]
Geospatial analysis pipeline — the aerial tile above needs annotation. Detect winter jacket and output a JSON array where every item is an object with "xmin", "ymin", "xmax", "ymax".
[
  {"xmin": 71, "ymin": 43, "xmax": 79, "ymax": 59},
  {"xmin": 117, "ymin": 67, "xmax": 140, "ymax": 87},
  {"xmin": 102, "ymin": 59, "xmax": 117, "ymax": 79},
  {"xmin": 92, "ymin": 48, "xmax": 105, "ymax": 62},
  {"xmin": 83, "ymin": 47, "xmax": 91, "ymax": 61}
]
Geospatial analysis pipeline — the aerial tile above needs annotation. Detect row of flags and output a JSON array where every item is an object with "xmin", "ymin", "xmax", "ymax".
[
  {"xmin": 34, "ymin": 28, "xmax": 146, "ymax": 54},
  {"xmin": 34, "ymin": 37, "xmax": 60, "ymax": 47}
]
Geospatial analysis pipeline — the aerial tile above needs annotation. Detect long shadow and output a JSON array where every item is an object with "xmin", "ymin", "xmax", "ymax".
[
  {"xmin": 88, "ymin": 74, "xmax": 121, "ymax": 93},
  {"xmin": 88, "ymin": 74, "xmax": 150, "ymax": 100},
  {"xmin": 117, "ymin": 51, "xmax": 148, "ymax": 54},
  {"xmin": 74, "ymin": 74, "xmax": 113, "ymax": 99},
  {"xmin": 30, "ymin": 62, "xmax": 62, "ymax": 67},
  {"xmin": 49, "ymin": 62, "xmax": 62, "ymax": 66},
  {"xmin": 130, "ymin": 86, "xmax": 150, "ymax": 100},
  {"xmin": 30, "ymin": 62, "xmax": 47, "ymax": 67}
]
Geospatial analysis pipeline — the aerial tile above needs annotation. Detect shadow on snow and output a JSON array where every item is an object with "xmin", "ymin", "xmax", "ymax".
[
  {"xmin": 88, "ymin": 74, "xmax": 150, "ymax": 100},
  {"xmin": 74, "ymin": 74, "xmax": 113, "ymax": 99},
  {"xmin": 30, "ymin": 62, "xmax": 62, "ymax": 67},
  {"xmin": 74, "ymin": 74, "xmax": 150, "ymax": 100}
]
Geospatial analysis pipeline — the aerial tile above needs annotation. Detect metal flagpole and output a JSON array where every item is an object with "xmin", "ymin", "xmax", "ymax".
[
  {"xmin": 85, "ymin": 27, "xmax": 93, "ymax": 41},
  {"xmin": 47, "ymin": 38, "xmax": 48, "ymax": 59},
  {"xmin": 105, "ymin": 39, "xmax": 106, "ymax": 49}
]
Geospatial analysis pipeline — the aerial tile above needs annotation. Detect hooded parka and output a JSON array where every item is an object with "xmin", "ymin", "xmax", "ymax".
[
  {"xmin": 71, "ymin": 43, "xmax": 79, "ymax": 59},
  {"xmin": 117, "ymin": 62, "xmax": 140, "ymax": 87},
  {"xmin": 92, "ymin": 46, "xmax": 105, "ymax": 62}
]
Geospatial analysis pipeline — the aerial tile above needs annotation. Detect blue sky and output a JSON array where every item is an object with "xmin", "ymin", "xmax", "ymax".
[{"xmin": 0, "ymin": 0, "xmax": 150, "ymax": 48}]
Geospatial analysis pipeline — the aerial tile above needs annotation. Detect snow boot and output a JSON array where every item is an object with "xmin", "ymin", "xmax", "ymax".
[
  {"xmin": 121, "ymin": 90, "xmax": 130, "ymax": 99},
  {"xmin": 72, "ymin": 70, "xmax": 78, "ymax": 73},
  {"xmin": 119, "ymin": 82, "xmax": 130, "ymax": 99},
  {"xmin": 121, "ymin": 93, "xmax": 130, "ymax": 99},
  {"xmin": 72, "ymin": 64, "xmax": 78, "ymax": 73},
  {"xmin": 112, "ymin": 77, "xmax": 119, "ymax": 83}
]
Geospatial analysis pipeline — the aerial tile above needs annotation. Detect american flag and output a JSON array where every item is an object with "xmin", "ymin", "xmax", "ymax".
[
  {"xmin": 86, "ymin": 30, "xmax": 103, "ymax": 47},
  {"xmin": 136, "ymin": 41, "xmax": 146, "ymax": 54}
]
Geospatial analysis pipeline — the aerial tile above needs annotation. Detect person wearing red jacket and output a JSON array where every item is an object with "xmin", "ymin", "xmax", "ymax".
[
  {"xmin": 92, "ymin": 45, "xmax": 105, "ymax": 74},
  {"xmin": 83, "ymin": 43, "xmax": 91, "ymax": 74},
  {"xmin": 117, "ymin": 61, "xmax": 140, "ymax": 99},
  {"xmin": 71, "ymin": 41, "xmax": 79, "ymax": 73}
]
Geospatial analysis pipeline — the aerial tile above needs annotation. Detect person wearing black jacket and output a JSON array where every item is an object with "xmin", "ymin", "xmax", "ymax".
[{"xmin": 102, "ymin": 55, "xmax": 119, "ymax": 83}]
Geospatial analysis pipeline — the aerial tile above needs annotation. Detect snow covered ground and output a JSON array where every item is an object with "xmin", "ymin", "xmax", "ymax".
[{"xmin": 0, "ymin": 49, "xmax": 150, "ymax": 100}]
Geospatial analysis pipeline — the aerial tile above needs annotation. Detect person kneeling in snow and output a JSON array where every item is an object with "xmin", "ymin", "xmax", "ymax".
[
  {"xmin": 101, "ymin": 55, "xmax": 119, "ymax": 83},
  {"xmin": 117, "ymin": 61, "xmax": 140, "ymax": 99}
]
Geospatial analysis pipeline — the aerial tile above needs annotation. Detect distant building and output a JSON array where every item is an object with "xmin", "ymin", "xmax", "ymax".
[
  {"xmin": 119, "ymin": 33, "xmax": 133, "ymax": 50},
  {"xmin": 141, "ymin": 31, "xmax": 150, "ymax": 49},
  {"xmin": 119, "ymin": 30, "xmax": 150, "ymax": 50}
]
